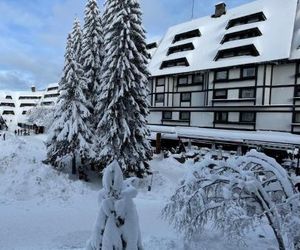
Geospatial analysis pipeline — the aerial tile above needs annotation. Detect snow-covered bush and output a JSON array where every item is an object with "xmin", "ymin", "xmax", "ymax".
[
  {"xmin": 26, "ymin": 106, "xmax": 55, "ymax": 130},
  {"xmin": 163, "ymin": 150, "xmax": 300, "ymax": 250},
  {"xmin": 87, "ymin": 160, "xmax": 143, "ymax": 250}
]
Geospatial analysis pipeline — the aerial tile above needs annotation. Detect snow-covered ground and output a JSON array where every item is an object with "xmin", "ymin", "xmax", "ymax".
[{"xmin": 0, "ymin": 133, "xmax": 278, "ymax": 250}]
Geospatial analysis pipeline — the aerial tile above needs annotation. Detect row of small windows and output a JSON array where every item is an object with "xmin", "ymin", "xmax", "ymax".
[
  {"xmin": 41, "ymin": 101, "xmax": 54, "ymax": 106},
  {"xmin": 155, "ymin": 92, "xmax": 192, "ymax": 103},
  {"xmin": 215, "ymin": 111, "xmax": 255, "ymax": 123},
  {"xmin": 162, "ymin": 111, "xmax": 256, "ymax": 123},
  {"xmin": 146, "ymin": 42, "xmax": 158, "ymax": 50},
  {"xmin": 160, "ymin": 58, "xmax": 189, "ymax": 69},
  {"xmin": 221, "ymin": 27, "xmax": 262, "ymax": 44},
  {"xmin": 172, "ymin": 29, "xmax": 201, "ymax": 44},
  {"xmin": 20, "ymin": 103, "xmax": 36, "ymax": 107},
  {"xmin": 226, "ymin": 12, "xmax": 266, "ymax": 30},
  {"xmin": 19, "ymin": 96, "xmax": 41, "ymax": 100},
  {"xmin": 215, "ymin": 66, "xmax": 256, "ymax": 81},
  {"xmin": 213, "ymin": 87, "xmax": 255, "ymax": 100},
  {"xmin": 162, "ymin": 111, "xmax": 190, "ymax": 121},
  {"xmin": 214, "ymin": 44, "xmax": 259, "ymax": 61},
  {"xmin": 167, "ymin": 43, "xmax": 194, "ymax": 55},
  {"xmin": 2, "ymin": 111, "xmax": 15, "ymax": 115},
  {"xmin": 47, "ymin": 87, "xmax": 59, "ymax": 91},
  {"xmin": 44, "ymin": 93, "xmax": 60, "ymax": 98},
  {"xmin": 0, "ymin": 102, "xmax": 15, "ymax": 107}
]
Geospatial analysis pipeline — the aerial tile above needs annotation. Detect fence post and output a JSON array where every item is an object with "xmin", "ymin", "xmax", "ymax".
[{"xmin": 156, "ymin": 133, "xmax": 161, "ymax": 154}]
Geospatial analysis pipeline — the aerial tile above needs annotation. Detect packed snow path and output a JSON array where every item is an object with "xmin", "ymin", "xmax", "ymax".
[{"xmin": 0, "ymin": 133, "xmax": 278, "ymax": 249}]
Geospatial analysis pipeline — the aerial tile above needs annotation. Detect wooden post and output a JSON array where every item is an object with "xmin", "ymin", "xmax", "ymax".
[{"xmin": 156, "ymin": 133, "xmax": 161, "ymax": 154}]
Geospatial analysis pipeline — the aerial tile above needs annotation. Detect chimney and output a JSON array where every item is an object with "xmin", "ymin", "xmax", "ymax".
[
  {"xmin": 212, "ymin": 2, "xmax": 226, "ymax": 18},
  {"xmin": 31, "ymin": 85, "xmax": 36, "ymax": 92}
]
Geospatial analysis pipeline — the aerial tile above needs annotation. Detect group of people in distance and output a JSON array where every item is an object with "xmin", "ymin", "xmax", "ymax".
[{"xmin": 14, "ymin": 129, "xmax": 30, "ymax": 136}]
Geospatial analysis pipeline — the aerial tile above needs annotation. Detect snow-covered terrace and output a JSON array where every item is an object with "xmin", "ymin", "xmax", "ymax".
[{"xmin": 149, "ymin": 125, "xmax": 300, "ymax": 150}]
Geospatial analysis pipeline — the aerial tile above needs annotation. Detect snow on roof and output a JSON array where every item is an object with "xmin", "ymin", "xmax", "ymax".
[
  {"xmin": 148, "ymin": 0, "xmax": 298, "ymax": 76},
  {"xmin": 149, "ymin": 125, "xmax": 300, "ymax": 148}
]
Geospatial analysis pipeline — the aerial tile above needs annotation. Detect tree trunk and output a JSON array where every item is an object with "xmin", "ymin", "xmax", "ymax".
[
  {"xmin": 156, "ymin": 133, "xmax": 161, "ymax": 154},
  {"xmin": 72, "ymin": 153, "xmax": 77, "ymax": 175}
]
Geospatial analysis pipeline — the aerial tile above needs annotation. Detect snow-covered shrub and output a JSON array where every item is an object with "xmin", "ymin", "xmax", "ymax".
[
  {"xmin": 87, "ymin": 160, "xmax": 143, "ymax": 250},
  {"xmin": 163, "ymin": 150, "xmax": 300, "ymax": 250}
]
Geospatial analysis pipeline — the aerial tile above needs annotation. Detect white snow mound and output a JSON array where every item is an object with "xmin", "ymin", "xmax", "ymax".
[{"xmin": 0, "ymin": 134, "xmax": 89, "ymax": 202}]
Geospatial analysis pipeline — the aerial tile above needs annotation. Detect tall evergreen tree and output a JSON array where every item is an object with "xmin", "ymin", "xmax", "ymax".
[
  {"xmin": 81, "ymin": 0, "xmax": 104, "ymax": 110},
  {"xmin": 47, "ymin": 20, "xmax": 95, "ymax": 175},
  {"xmin": 71, "ymin": 18, "xmax": 83, "ymax": 63},
  {"xmin": 95, "ymin": 0, "xmax": 152, "ymax": 177}
]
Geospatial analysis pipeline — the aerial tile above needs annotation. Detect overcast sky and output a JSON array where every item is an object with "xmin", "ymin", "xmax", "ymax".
[{"xmin": 0, "ymin": 0, "xmax": 253, "ymax": 90}]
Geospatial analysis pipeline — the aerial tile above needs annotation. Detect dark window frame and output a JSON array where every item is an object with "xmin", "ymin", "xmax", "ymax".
[
  {"xmin": 180, "ymin": 92, "xmax": 191, "ymax": 102},
  {"xmin": 213, "ymin": 89, "xmax": 228, "ymax": 99},
  {"xmin": 295, "ymin": 85, "xmax": 300, "ymax": 98},
  {"xmin": 192, "ymin": 73, "xmax": 204, "ymax": 84},
  {"xmin": 214, "ymin": 111, "xmax": 228, "ymax": 123},
  {"xmin": 47, "ymin": 87, "xmax": 59, "ymax": 91},
  {"xmin": 20, "ymin": 103, "xmax": 36, "ymax": 107},
  {"xmin": 156, "ymin": 77, "xmax": 165, "ymax": 86},
  {"xmin": 226, "ymin": 12, "xmax": 267, "ymax": 30},
  {"xmin": 2, "ymin": 110, "xmax": 15, "ymax": 115},
  {"xmin": 179, "ymin": 111, "xmax": 191, "ymax": 121},
  {"xmin": 146, "ymin": 42, "xmax": 157, "ymax": 50},
  {"xmin": 160, "ymin": 57, "xmax": 190, "ymax": 69},
  {"xmin": 221, "ymin": 27, "xmax": 262, "ymax": 44},
  {"xmin": 155, "ymin": 93, "xmax": 164, "ymax": 103},
  {"xmin": 167, "ymin": 43, "xmax": 195, "ymax": 55},
  {"xmin": 177, "ymin": 75, "xmax": 189, "ymax": 85},
  {"xmin": 162, "ymin": 111, "xmax": 172, "ymax": 120},
  {"xmin": 239, "ymin": 87, "xmax": 256, "ymax": 99},
  {"xmin": 173, "ymin": 29, "xmax": 201, "ymax": 43},
  {"xmin": 5, "ymin": 96, "xmax": 12, "ymax": 100},
  {"xmin": 215, "ymin": 70, "xmax": 229, "ymax": 81},
  {"xmin": 239, "ymin": 112, "xmax": 256, "ymax": 123},
  {"xmin": 295, "ymin": 112, "xmax": 300, "ymax": 123},
  {"xmin": 214, "ymin": 44, "xmax": 259, "ymax": 61},
  {"xmin": 241, "ymin": 66, "xmax": 256, "ymax": 79}
]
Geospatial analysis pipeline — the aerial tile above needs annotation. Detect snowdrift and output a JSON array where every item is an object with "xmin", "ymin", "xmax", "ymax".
[{"xmin": 0, "ymin": 134, "xmax": 90, "ymax": 202}]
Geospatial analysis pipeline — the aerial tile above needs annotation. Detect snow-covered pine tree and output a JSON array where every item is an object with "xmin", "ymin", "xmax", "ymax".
[
  {"xmin": 47, "ymin": 20, "xmax": 95, "ymax": 175},
  {"xmin": 71, "ymin": 17, "xmax": 83, "ymax": 64},
  {"xmin": 86, "ymin": 160, "xmax": 143, "ymax": 250},
  {"xmin": 81, "ymin": 0, "xmax": 104, "ymax": 111},
  {"xmin": 0, "ymin": 115, "xmax": 7, "ymax": 130},
  {"xmin": 95, "ymin": 0, "xmax": 152, "ymax": 177}
]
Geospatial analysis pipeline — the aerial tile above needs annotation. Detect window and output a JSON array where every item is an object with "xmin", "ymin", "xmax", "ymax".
[
  {"xmin": 215, "ymin": 70, "xmax": 228, "ymax": 81},
  {"xmin": 0, "ymin": 102, "xmax": 15, "ymax": 107},
  {"xmin": 221, "ymin": 28, "xmax": 262, "ymax": 44},
  {"xmin": 239, "ymin": 88, "xmax": 255, "ymax": 98},
  {"xmin": 19, "ymin": 96, "xmax": 41, "ymax": 100},
  {"xmin": 160, "ymin": 58, "xmax": 189, "ymax": 69},
  {"xmin": 215, "ymin": 112, "xmax": 228, "ymax": 123},
  {"xmin": 167, "ymin": 43, "xmax": 194, "ymax": 55},
  {"xmin": 192, "ymin": 73, "xmax": 203, "ymax": 84},
  {"xmin": 226, "ymin": 12, "xmax": 266, "ymax": 29},
  {"xmin": 156, "ymin": 77, "xmax": 165, "ymax": 86},
  {"xmin": 44, "ymin": 93, "xmax": 60, "ymax": 98},
  {"xmin": 173, "ymin": 29, "xmax": 201, "ymax": 43},
  {"xmin": 180, "ymin": 92, "xmax": 191, "ymax": 102},
  {"xmin": 41, "ymin": 102, "xmax": 54, "ymax": 106},
  {"xmin": 22, "ymin": 111, "xmax": 27, "ymax": 115},
  {"xmin": 177, "ymin": 75, "xmax": 189, "ymax": 85},
  {"xmin": 295, "ymin": 113, "xmax": 300, "ymax": 123},
  {"xmin": 155, "ymin": 93, "xmax": 164, "ymax": 103},
  {"xmin": 47, "ymin": 87, "xmax": 59, "ymax": 91},
  {"xmin": 213, "ymin": 89, "xmax": 227, "ymax": 99},
  {"xmin": 162, "ymin": 111, "xmax": 172, "ymax": 120},
  {"xmin": 5, "ymin": 96, "xmax": 12, "ymax": 99},
  {"xmin": 295, "ymin": 86, "xmax": 300, "ymax": 97},
  {"xmin": 214, "ymin": 44, "xmax": 259, "ymax": 61},
  {"xmin": 242, "ymin": 67, "xmax": 256, "ymax": 78},
  {"xmin": 20, "ymin": 103, "xmax": 36, "ymax": 107},
  {"xmin": 146, "ymin": 42, "xmax": 157, "ymax": 50},
  {"xmin": 179, "ymin": 111, "xmax": 190, "ymax": 121},
  {"xmin": 2, "ymin": 111, "xmax": 15, "ymax": 115},
  {"xmin": 240, "ymin": 112, "xmax": 255, "ymax": 123}
]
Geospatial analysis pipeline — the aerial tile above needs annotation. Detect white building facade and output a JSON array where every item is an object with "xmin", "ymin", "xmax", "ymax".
[{"xmin": 147, "ymin": 0, "xmax": 300, "ymax": 134}]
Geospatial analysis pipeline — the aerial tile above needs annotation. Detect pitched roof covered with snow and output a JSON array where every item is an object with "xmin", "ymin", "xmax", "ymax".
[{"xmin": 148, "ymin": 0, "xmax": 299, "ymax": 76}]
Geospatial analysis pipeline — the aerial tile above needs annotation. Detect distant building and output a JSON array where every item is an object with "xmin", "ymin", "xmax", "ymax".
[
  {"xmin": 147, "ymin": 0, "xmax": 300, "ymax": 134},
  {"xmin": 0, "ymin": 83, "xmax": 59, "ymax": 125}
]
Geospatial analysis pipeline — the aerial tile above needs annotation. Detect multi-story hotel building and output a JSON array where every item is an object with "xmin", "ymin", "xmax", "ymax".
[{"xmin": 147, "ymin": 0, "xmax": 300, "ymax": 134}]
